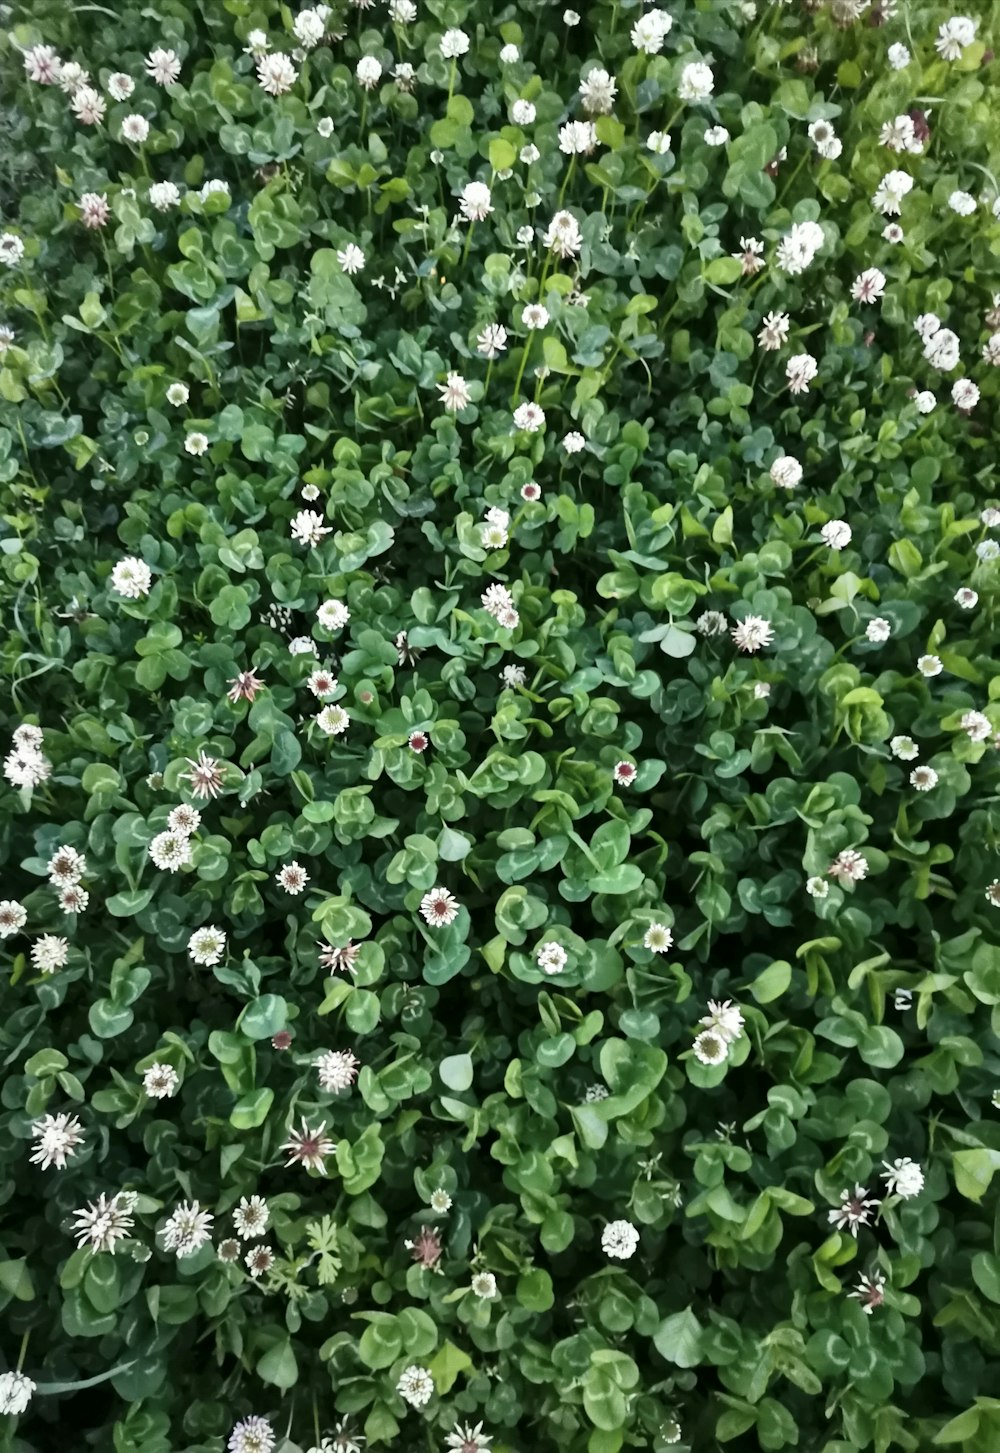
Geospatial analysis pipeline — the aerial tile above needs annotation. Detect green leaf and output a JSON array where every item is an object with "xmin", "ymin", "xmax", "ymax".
[
  {"xmin": 239, "ymin": 995, "xmax": 287, "ymax": 1041},
  {"xmin": 256, "ymin": 1336, "xmax": 298, "ymax": 1389},
  {"xmin": 429, "ymin": 1338, "xmax": 472, "ymax": 1394},
  {"xmin": 439, "ymin": 1053, "xmax": 474, "ymax": 1091},
  {"xmin": 230, "ymin": 1087, "xmax": 274, "ymax": 1130},
  {"xmin": 653, "ymin": 1307, "xmax": 704, "ymax": 1368}
]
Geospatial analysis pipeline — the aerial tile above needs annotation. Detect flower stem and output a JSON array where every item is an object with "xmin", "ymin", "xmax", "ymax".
[
  {"xmin": 461, "ymin": 220, "xmax": 475, "ymax": 267},
  {"xmin": 511, "ymin": 334, "xmax": 533, "ymax": 404}
]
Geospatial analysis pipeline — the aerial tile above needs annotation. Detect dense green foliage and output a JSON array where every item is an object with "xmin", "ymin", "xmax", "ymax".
[{"xmin": 2, "ymin": 0, "xmax": 1000, "ymax": 1450}]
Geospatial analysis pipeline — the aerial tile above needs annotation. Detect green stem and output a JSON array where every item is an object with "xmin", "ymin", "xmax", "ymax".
[
  {"xmin": 447, "ymin": 56, "xmax": 457, "ymax": 100},
  {"xmin": 461, "ymin": 219, "xmax": 475, "ymax": 267},
  {"xmin": 16, "ymin": 1329, "xmax": 30, "ymax": 1372},
  {"xmin": 777, "ymin": 148, "xmax": 811, "ymax": 207},
  {"xmin": 557, "ymin": 153, "xmax": 576, "ymax": 208},
  {"xmin": 511, "ymin": 333, "xmax": 533, "ymax": 404}
]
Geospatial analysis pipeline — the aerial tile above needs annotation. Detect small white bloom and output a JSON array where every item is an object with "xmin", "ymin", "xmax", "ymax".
[
  {"xmin": 770, "ymin": 456, "xmax": 802, "ymax": 489},
  {"xmin": 440, "ymin": 28, "xmax": 470, "ymax": 59},
  {"xmin": 317, "ymin": 598, "xmax": 350, "ymax": 630},
  {"xmin": 887, "ymin": 42, "xmax": 910, "ymax": 69},
  {"xmin": 397, "ymin": 1364, "xmax": 435, "ymax": 1408},
  {"xmin": 257, "ymin": 52, "xmax": 298, "ymax": 95},
  {"xmin": 643, "ymin": 923, "xmax": 673, "ymax": 954},
  {"xmin": 601, "ymin": 1219, "xmax": 639, "ymax": 1260},
  {"xmin": 143, "ymin": 1063, "xmax": 179, "ymax": 1099},
  {"xmin": 166, "ymin": 381, "xmax": 189, "ymax": 406},
  {"xmin": 910, "ymin": 765, "xmax": 938, "ymax": 792},
  {"xmin": 535, "ymin": 941, "xmax": 568, "ymax": 974},
  {"xmin": 917, "ymin": 654, "xmax": 942, "ymax": 677},
  {"xmin": 148, "ymin": 181, "xmax": 182, "ymax": 212},
  {"xmin": 0, "ymin": 1371, "xmax": 35, "ymax": 1416},
  {"xmin": 821, "ymin": 520, "xmax": 852, "ymax": 550},
  {"xmin": 337, "ymin": 242, "xmax": 365, "ymax": 275},
  {"xmin": 678, "ymin": 61, "xmax": 714, "ymax": 102},
  {"xmin": 471, "ymin": 1271, "xmax": 498, "ymax": 1299},
  {"xmin": 866, "ymin": 617, "xmax": 891, "ymax": 643},
  {"xmin": 188, "ymin": 926, "xmax": 227, "ymax": 965},
  {"xmin": 890, "ymin": 736, "xmax": 918, "ymax": 761}
]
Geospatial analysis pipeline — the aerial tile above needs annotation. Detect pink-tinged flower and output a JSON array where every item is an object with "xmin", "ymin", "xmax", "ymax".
[
  {"xmin": 107, "ymin": 72, "xmax": 134, "ymax": 101},
  {"xmin": 734, "ymin": 236, "xmax": 764, "ymax": 276},
  {"xmin": 120, "ymin": 114, "xmax": 150, "ymax": 144},
  {"xmin": 276, "ymin": 861, "xmax": 309, "ymax": 894},
  {"xmin": 786, "ymin": 352, "xmax": 818, "ymax": 394},
  {"xmin": 420, "ymin": 886, "xmax": 459, "ymax": 926},
  {"xmin": 408, "ymin": 1226, "xmax": 443, "ymax": 1268},
  {"xmin": 613, "ymin": 761, "xmax": 637, "ymax": 786},
  {"xmin": 23, "ymin": 44, "xmax": 62, "ymax": 85},
  {"xmin": 183, "ymin": 751, "xmax": 226, "ymax": 799},
  {"xmin": 849, "ymin": 1270, "xmax": 886, "ymax": 1314},
  {"xmin": 307, "ymin": 668, "xmax": 338, "ymax": 698},
  {"xmin": 828, "ymin": 848, "xmax": 868, "ymax": 885},
  {"xmin": 271, "ymin": 1030, "xmax": 293, "ymax": 1050},
  {"xmin": 281, "ymin": 1118, "xmax": 336, "ymax": 1172},
  {"xmin": 318, "ymin": 940, "xmax": 361, "ymax": 975},
  {"xmin": 521, "ymin": 482, "xmax": 541, "ymax": 502},
  {"xmin": 409, "ymin": 730, "xmax": 429, "ymax": 753},
  {"xmin": 244, "ymin": 1245, "xmax": 275, "ymax": 1280},
  {"xmin": 439, "ymin": 372, "xmax": 471, "ymax": 412},
  {"xmin": 828, "ymin": 1184, "xmax": 880, "ymax": 1237},
  {"xmin": 71, "ymin": 86, "xmax": 106, "ymax": 125},
  {"xmin": 512, "ymin": 401, "xmax": 545, "ymax": 432},
  {"xmin": 851, "ymin": 268, "xmax": 886, "ymax": 304},
  {"xmin": 227, "ymin": 670, "xmax": 265, "ymax": 704},
  {"xmin": 79, "ymin": 192, "xmax": 110, "ymax": 229}
]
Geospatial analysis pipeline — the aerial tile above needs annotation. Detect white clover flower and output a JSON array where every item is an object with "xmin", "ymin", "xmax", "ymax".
[
  {"xmin": 579, "ymin": 67, "xmax": 617, "ymax": 115},
  {"xmin": 872, "ymin": 169, "xmax": 914, "ymax": 216},
  {"xmin": 647, "ymin": 130, "xmax": 672, "ymax": 155},
  {"xmin": 459, "ymin": 181, "xmax": 493, "ymax": 222},
  {"xmin": 692, "ymin": 1029, "xmax": 728, "ymax": 1065},
  {"xmin": 535, "ymin": 941, "xmax": 568, "ymax": 974},
  {"xmin": 317, "ymin": 598, "xmax": 350, "ymax": 630},
  {"xmin": 678, "ymin": 61, "xmax": 714, "ymax": 102},
  {"xmin": 562, "ymin": 430, "xmax": 586, "ymax": 454},
  {"xmin": 499, "ymin": 42, "xmax": 519, "ymax": 62},
  {"xmin": 910, "ymin": 765, "xmax": 938, "ymax": 792},
  {"xmin": 890, "ymin": 736, "xmax": 918, "ymax": 761},
  {"xmin": 420, "ymin": 886, "xmax": 459, "ymax": 926},
  {"xmin": 776, "ymin": 220, "xmax": 824, "ymax": 275},
  {"xmin": 30, "ymin": 1110, "xmax": 84, "ymax": 1167},
  {"xmin": 602, "ymin": 1219, "xmax": 639, "ymax": 1259},
  {"xmin": 866, "ymin": 617, "xmax": 891, "ymax": 642},
  {"xmin": 948, "ymin": 189, "xmax": 977, "ymax": 216},
  {"xmin": 513, "ymin": 402, "xmax": 545, "ymax": 432},
  {"xmin": 955, "ymin": 588, "xmax": 979, "ymax": 610},
  {"xmin": 0, "ymin": 1371, "xmax": 36, "ymax": 1415},
  {"xmin": 185, "ymin": 431, "xmax": 209, "ymax": 456},
  {"xmin": 0, "ymin": 233, "xmax": 26, "ymax": 267},
  {"xmin": 73, "ymin": 1191, "xmax": 136, "ymax": 1254},
  {"xmin": 731, "ymin": 615, "xmax": 774, "ymax": 653},
  {"xmin": 397, "ymin": 1364, "xmax": 434, "ymax": 1407},
  {"xmin": 148, "ymin": 181, "xmax": 182, "ymax": 212},
  {"xmin": 162, "ymin": 1200, "xmax": 214, "ymax": 1256},
  {"xmin": 0, "ymin": 899, "xmax": 27, "ymax": 938},
  {"xmin": 316, "ymin": 1048, "xmax": 360, "ymax": 1092},
  {"xmin": 146, "ymin": 47, "xmax": 182, "ymax": 84},
  {"xmin": 704, "ymin": 125, "xmax": 730, "ymax": 146},
  {"xmin": 935, "ymin": 15, "xmax": 977, "ymax": 61},
  {"xmin": 390, "ymin": 0, "xmax": 417, "ymax": 19},
  {"xmin": 430, "ymin": 1188, "xmax": 453, "ymax": 1213},
  {"xmin": 106, "ymin": 70, "xmax": 134, "ymax": 100},
  {"xmin": 337, "ymin": 242, "xmax": 365, "ymax": 275},
  {"xmin": 166, "ymin": 381, "xmax": 189, "ymax": 406},
  {"xmin": 952, "ymin": 378, "xmax": 980, "ymax": 411},
  {"xmin": 770, "ymin": 455, "xmax": 802, "ymax": 489},
  {"xmin": 828, "ymin": 848, "xmax": 869, "ymax": 883},
  {"xmin": 71, "ymin": 85, "xmax": 106, "ymax": 125},
  {"xmin": 559, "ymin": 120, "xmax": 597, "ymax": 155},
  {"xmin": 23, "ymin": 45, "xmax": 63, "ymax": 85},
  {"xmin": 786, "ymin": 352, "xmax": 818, "ymax": 394},
  {"xmin": 632, "ymin": 9, "xmax": 672, "ymax": 53},
  {"xmin": 188, "ymin": 926, "xmax": 227, "ymax": 965},
  {"xmin": 821, "ymin": 520, "xmax": 852, "ymax": 550},
  {"xmin": 851, "ymin": 268, "xmax": 886, "ymax": 304},
  {"xmin": 143, "ymin": 1063, "xmax": 179, "ymax": 1098},
  {"xmin": 316, "ymin": 705, "xmax": 349, "ymax": 736},
  {"xmin": 917, "ymin": 654, "xmax": 943, "ymax": 677},
  {"xmin": 440, "ymin": 28, "xmax": 470, "ymax": 59},
  {"xmin": 477, "ymin": 322, "xmax": 508, "ymax": 357},
  {"xmin": 643, "ymin": 923, "xmax": 673, "ymax": 953},
  {"xmin": 700, "ymin": 1000, "xmax": 745, "ymax": 1044},
  {"xmin": 291, "ymin": 509, "xmax": 332, "ymax": 547},
  {"xmin": 293, "ymin": 9, "xmax": 326, "ymax": 47},
  {"xmin": 257, "ymin": 52, "xmax": 298, "ymax": 94},
  {"xmin": 757, "ymin": 311, "xmax": 790, "ymax": 349},
  {"xmin": 828, "ymin": 1184, "xmax": 879, "ymax": 1237},
  {"xmin": 511, "ymin": 99, "xmax": 535, "ymax": 125},
  {"xmin": 806, "ymin": 876, "xmax": 829, "ymax": 899},
  {"xmin": 543, "ymin": 209, "xmax": 582, "ymax": 258},
  {"xmin": 915, "ymin": 390, "xmax": 937, "ymax": 413},
  {"xmin": 471, "ymin": 1271, "xmax": 498, "ymax": 1299},
  {"xmin": 977, "ymin": 540, "xmax": 1000, "ymax": 563},
  {"xmin": 887, "ymin": 42, "xmax": 910, "ymax": 69}
]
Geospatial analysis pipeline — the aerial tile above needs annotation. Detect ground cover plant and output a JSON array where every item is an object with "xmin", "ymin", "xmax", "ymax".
[{"xmin": 1, "ymin": 0, "xmax": 1000, "ymax": 1449}]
